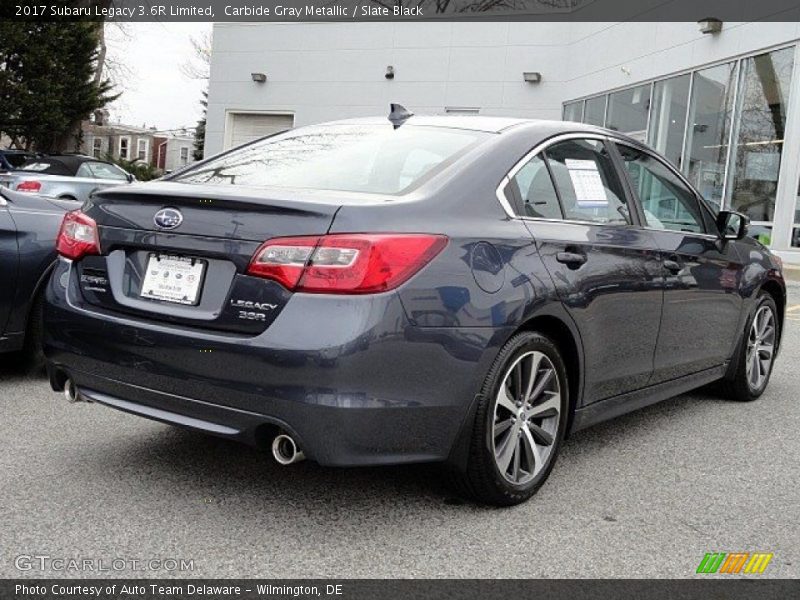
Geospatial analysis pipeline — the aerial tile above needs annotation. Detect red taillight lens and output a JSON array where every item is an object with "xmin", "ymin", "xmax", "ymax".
[
  {"xmin": 247, "ymin": 236, "xmax": 321, "ymax": 290},
  {"xmin": 16, "ymin": 180, "xmax": 42, "ymax": 192},
  {"xmin": 248, "ymin": 234, "xmax": 447, "ymax": 294},
  {"xmin": 56, "ymin": 210, "xmax": 100, "ymax": 260}
]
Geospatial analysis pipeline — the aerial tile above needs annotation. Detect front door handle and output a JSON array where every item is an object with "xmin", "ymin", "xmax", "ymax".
[
  {"xmin": 663, "ymin": 259, "xmax": 682, "ymax": 274},
  {"xmin": 556, "ymin": 251, "xmax": 587, "ymax": 267}
]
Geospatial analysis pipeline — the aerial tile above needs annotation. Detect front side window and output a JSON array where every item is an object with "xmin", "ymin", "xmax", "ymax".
[
  {"xmin": 508, "ymin": 154, "xmax": 562, "ymax": 219},
  {"xmin": 615, "ymin": 144, "xmax": 705, "ymax": 233},
  {"xmin": 173, "ymin": 124, "xmax": 487, "ymax": 194},
  {"xmin": 544, "ymin": 139, "xmax": 631, "ymax": 225}
]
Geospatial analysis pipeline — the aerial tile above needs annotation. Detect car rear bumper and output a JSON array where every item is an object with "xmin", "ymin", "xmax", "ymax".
[{"xmin": 44, "ymin": 259, "xmax": 507, "ymax": 466}]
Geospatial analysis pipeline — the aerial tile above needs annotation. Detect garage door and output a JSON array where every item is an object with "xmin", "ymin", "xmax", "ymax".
[{"xmin": 226, "ymin": 113, "xmax": 294, "ymax": 149}]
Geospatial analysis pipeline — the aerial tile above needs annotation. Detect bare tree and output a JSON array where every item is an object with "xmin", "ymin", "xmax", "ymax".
[{"xmin": 181, "ymin": 30, "xmax": 213, "ymax": 81}]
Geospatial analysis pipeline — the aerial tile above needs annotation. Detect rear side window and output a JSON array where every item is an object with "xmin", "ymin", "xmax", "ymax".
[
  {"xmin": 173, "ymin": 124, "xmax": 488, "ymax": 194},
  {"xmin": 615, "ymin": 144, "xmax": 705, "ymax": 234},
  {"xmin": 508, "ymin": 154, "xmax": 563, "ymax": 219},
  {"xmin": 86, "ymin": 162, "xmax": 129, "ymax": 181},
  {"xmin": 545, "ymin": 139, "xmax": 631, "ymax": 225}
]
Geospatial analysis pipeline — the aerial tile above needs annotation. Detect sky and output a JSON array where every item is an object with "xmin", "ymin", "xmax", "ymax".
[{"xmin": 105, "ymin": 22, "xmax": 212, "ymax": 132}]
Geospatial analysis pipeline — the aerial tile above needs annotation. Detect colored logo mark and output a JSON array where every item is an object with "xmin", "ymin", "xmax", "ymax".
[{"xmin": 696, "ymin": 552, "xmax": 773, "ymax": 574}]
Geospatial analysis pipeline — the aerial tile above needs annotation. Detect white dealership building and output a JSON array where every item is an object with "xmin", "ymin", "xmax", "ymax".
[{"xmin": 206, "ymin": 21, "xmax": 800, "ymax": 263}]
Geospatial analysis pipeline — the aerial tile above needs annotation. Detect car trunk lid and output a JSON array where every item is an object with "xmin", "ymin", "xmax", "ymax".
[{"xmin": 75, "ymin": 182, "xmax": 342, "ymax": 334}]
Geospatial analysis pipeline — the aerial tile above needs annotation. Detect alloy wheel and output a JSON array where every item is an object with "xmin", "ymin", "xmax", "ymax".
[
  {"xmin": 492, "ymin": 351, "xmax": 561, "ymax": 485},
  {"xmin": 746, "ymin": 305, "xmax": 776, "ymax": 392}
]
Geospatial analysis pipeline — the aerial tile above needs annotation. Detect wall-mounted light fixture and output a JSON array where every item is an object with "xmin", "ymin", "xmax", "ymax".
[
  {"xmin": 523, "ymin": 72, "xmax": 542, "ymax": 84},
  {"xmin": 385, "ymin": 66, "xmax": 395, "ymax": 80},
  {"xmin": 697, "ymin": 18, "xmax": 723, "ymax": 34},
  {"xmin": 251, "ymin": 72, "xmax": 267, "ymax": 83}
]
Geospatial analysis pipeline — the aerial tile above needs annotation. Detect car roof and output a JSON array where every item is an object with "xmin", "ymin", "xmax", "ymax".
[
  {"xmin": 313, "ymin": 115, "xmax": 620, "ymax": 137},
  {"xmin": 20, "ymin": 154, "xmax": 111, "ymax": 176}
]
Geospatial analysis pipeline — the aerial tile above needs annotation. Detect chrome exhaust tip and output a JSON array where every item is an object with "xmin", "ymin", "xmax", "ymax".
[
  {"xmin": 271, "ymin": 434, "xmax": 305, "ymax": 465},
  {"xmin": 63, "ymin": 379, "xmax": 80, "ymax": 403}
]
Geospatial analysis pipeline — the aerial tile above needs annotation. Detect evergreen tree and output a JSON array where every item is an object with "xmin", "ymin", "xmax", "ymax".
[{"xmin": 0, "ymin": 21, "xmax": 117, "ymax": 152}]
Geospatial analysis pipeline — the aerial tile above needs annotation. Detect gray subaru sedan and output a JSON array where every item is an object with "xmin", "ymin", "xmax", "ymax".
[{"xmin": 43, "ymin": 111, "xmax": 785, "ymax": 505}]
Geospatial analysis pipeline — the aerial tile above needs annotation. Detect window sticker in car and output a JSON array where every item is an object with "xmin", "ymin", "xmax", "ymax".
[{"xmin": 565, "ymin": 159, "xmax": 608, "ymax": 208}]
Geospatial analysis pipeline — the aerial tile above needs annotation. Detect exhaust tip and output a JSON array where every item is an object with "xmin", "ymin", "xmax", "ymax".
[
  {"xmin": 63, "ymin": 379, "xmax": 80, "ymax": 403},
  {"xmin": 271, "ymin": 434, "xmax": 305, "ymax": 465}
]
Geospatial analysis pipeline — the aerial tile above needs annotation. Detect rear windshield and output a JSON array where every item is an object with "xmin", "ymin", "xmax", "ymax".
[
  {"xmin": 5, "ymin": 154, "xmax": 32, "ymax": 168},
  {"xmin": 20, "ymin": 160, "xmax": 68, "ymax": 175},
  {"xmin": 173, "ymin": 124, "xmax": 488, "ymax": 194}
]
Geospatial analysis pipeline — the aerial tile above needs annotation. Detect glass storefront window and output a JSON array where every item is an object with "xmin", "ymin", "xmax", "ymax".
[
  {"xmin": 683, "ymin": 62, "xmax": 738, "ymax": 211},
  {"xmin": 727, "ymin": 47, "xmax": 795, "ymax": 223},
  {"xmin": 563, "ymin": 101, "xmax": 583, "ymax": 122},
  {"xmin": 606, "ymin": 84, "xmax": 651, "ymax": 141},
  {"xmin": 647, "ymin": 74, "xmax": 691, "ymax": 169},
  {"xmin": 793, "ymin": 180, "xmax": 800, "ymax": 248},
  {"xmin": 583, "ymin": 96, "xmax": 606, "ymax": 126}
]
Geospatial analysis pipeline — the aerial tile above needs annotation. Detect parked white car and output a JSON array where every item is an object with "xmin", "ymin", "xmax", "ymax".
[{"xmin": 0, "ymin": 154, "xmax": 133, "ymax": 203}]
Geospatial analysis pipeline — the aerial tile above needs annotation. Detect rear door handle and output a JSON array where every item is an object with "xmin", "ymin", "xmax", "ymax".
[
  {"xmin": 663, "ymin": 259, "xmax": 682, "ymax": 273},
  {"xmin": 556, "ymin": 251, "xmax": 587, "ymax": 267}
]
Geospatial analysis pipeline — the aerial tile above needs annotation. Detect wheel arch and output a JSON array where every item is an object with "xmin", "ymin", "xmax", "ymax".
[
  {"xmin": 446, "ymin": 310, "xmax": 585, "ymax": 472},
  {"xmin": 760, "ymin": 278, "xmax": 785, "ymax": 333},
  {"xmin": 24, "ymin": 259, "xmax": 57, "ymax": 335},
  {"xmin": 513, "ymin": 314, "xmax": 583, "ymax": 438}
]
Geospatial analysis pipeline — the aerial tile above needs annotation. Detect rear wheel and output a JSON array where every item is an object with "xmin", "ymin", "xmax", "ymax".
[
  {"xmin": 453, "ymin": 332, "xmax": 568, "ymax": 506},
  {"xmin": 719, "ymin": 292, "xmax": 779, "ymax": 402}
]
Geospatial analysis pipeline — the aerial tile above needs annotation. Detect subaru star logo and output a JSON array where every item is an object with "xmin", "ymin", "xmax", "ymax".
[{"xmin": 154, "ymin": 208, "xmax": 183, "ymax": 230}]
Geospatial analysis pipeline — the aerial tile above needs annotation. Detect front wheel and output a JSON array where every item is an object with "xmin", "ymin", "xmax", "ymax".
[
  {"xmin": 719, "ymin": 292, "xmax": 779, "ymax": 402},
  {"xmin": 453, "ymin": 332, "xmax": 568, "ymax": 506}
]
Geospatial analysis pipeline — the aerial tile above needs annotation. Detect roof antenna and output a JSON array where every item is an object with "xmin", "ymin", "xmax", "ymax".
[{"xmin": 388, "ymin": 103, "xmax": 413, "ymax": 129}]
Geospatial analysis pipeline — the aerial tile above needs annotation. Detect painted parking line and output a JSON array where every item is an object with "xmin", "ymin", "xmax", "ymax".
[{"xmin": 787, "ymin": 304, "xmax": 800, "ymax": 313}]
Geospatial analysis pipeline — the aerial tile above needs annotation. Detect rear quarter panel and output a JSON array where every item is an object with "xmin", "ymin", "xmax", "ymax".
[{"xmin": 1, "ymin": 191, "xmax": 65, "ymax": 336}]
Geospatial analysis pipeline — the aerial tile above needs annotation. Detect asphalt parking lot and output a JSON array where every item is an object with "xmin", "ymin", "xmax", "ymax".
[{"xmin": 1, "ymin": 283, "xmax": 799, "ymax": 579}]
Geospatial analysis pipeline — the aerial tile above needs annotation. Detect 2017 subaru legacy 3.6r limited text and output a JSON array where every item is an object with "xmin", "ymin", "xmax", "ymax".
[{"xmin": 44, "ymin": 109, "xmax": 785, "ymax": 505}]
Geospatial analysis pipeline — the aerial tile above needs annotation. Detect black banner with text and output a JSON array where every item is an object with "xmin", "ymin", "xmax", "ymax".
[{"xmin": 3, "ymin": 0, "xmax": 800, "ymax": 22}]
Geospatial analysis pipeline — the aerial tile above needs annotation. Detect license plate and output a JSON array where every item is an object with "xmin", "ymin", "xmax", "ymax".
[{"xmin": 140, "ymin": 254, "xmax": 206, "ymax": 305}]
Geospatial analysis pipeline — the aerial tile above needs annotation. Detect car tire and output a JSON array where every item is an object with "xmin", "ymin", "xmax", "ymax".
[
  {"xmin": 452, "ymin": 331, "xmax": 569, "ymax": 506},
  {"xmin": 22, "ymin": 290, "xmax": 46, "ymax": 372},
  {"xmin": 718, "ymin": 291, "xmax": 779, "ymax": 402}
]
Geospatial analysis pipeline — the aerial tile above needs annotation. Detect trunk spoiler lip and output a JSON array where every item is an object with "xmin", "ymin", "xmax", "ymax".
[{"xmin": 91, "ymin": 180, "xmax": 428, "ymax": 209}]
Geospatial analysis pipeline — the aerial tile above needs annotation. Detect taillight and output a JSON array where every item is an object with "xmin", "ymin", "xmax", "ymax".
[
  {"xmin": 56, "ymin": 210, "xmax": 100, "ymax": 260},
  {"xmin": 16, "ymin": 180, "xmax": 41, "ymax": 192},
  {"xmin": 248, "ymin": 234, "xmax": 447, "ymax": 294}
]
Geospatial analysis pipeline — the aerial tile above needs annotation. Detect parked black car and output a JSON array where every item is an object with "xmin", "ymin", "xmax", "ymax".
[
  {"xmin": 0, "ymin": 188, "xmax": 70, "ymax": 363},
  {"xmin": 43, "ymin": 115, "xmax": 785, "ymax": 505}
]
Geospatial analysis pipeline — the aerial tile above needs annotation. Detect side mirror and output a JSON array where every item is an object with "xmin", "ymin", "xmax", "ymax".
[{"xmin": 716, "ymin": 210, "xmax": 749, "ymax": 240}]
